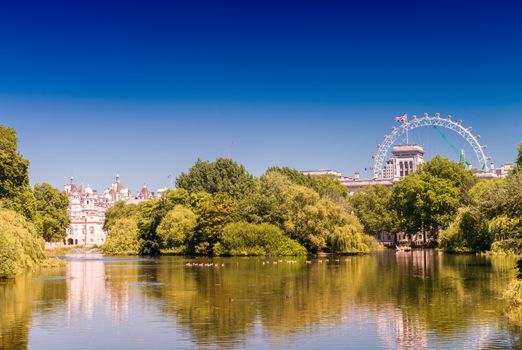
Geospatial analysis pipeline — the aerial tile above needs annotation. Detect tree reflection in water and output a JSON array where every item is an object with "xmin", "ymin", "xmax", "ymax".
[{"xmin": 0, "ymin": 251, "xmax": 521, "ymax": 349}]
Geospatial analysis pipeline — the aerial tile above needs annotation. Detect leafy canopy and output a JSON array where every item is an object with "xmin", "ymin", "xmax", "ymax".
[{"xmin": 176, "ymin": 158, "xmax": 255, "ymax": 200}]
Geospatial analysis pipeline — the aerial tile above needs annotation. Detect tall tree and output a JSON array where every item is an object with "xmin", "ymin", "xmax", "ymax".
[
  {"xmin": 391, "ymin": 173, "xmax": 460, "ymax": 240},
  {"xmin": 516, "ymin": 143, "xmax": 522, "ymax": 171},
  {"xmin": 422, "ymin": 156, "xmax": 477, "ymax": 204},
  {"xmin": 33, "ymin": 183, "xmax": 70, "ymax": 242},
  {"xmin": 176, "ymin": 158, "xmax": 255, "ymax": 200},
  {"xmin": 192, "ymin": 193, "xmax": 237, "ymax": 254},
  {"xmin": 157, "ymin": 205, "xmax": 197, "ymax": 249},
  {"xmin": 350, "ymin": 185, "xmax": 398, "ymax": 237},
  {"xmin": 0, "ymin": 124, "xmax": 36, "ymax": 220}
]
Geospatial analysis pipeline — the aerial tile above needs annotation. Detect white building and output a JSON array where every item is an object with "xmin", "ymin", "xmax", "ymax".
[
  {"xmin": 63, "ymin": 175, "xmax": 154, "ymax": 247},
  {"xmin": 383, "ymin": 144, "xmax": 425, "ymax": 180}
]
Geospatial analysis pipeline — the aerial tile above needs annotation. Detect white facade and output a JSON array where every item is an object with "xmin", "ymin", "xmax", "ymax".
[
  {"xmin": 383, "ymin": 144, "xmax": 425, "ymax": 180},
  {"xmin": 64, "ymin": 175, "xmax": 154, "ymax": 247}
]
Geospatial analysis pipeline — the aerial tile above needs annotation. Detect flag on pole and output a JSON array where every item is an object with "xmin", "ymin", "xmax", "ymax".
[{"xmin": 395, "ymin": 113, "xmax": 408, "ymax": 123}]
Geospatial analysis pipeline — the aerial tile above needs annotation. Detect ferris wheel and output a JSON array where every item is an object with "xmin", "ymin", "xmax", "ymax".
[{"xmin": 372, "ymin": 113, "xmax": 491, "ymax": 179}]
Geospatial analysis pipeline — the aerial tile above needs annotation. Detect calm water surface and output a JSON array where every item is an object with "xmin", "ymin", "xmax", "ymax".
[{"xmin": 1, "ymin": 250, "xmax": 521, "ymax": 349}]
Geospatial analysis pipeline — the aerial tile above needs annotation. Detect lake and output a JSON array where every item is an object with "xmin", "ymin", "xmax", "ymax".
[{"xmin": 1, "ymin": 250, "xmax": 521, "ymax": 349}]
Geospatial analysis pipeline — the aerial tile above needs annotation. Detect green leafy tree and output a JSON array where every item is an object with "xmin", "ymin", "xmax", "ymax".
[
  {"xmin": 137, "ymin": 199, "xmax": 165, "ymax": 255},
  {"xmin": 192, "ymin": 193, "xmax": 237, "ymax": 254},
  {"xmin": 0, "ymin": 124, "xmax": 36, "ymax": 220},
  {"xmin": 157, "ymin": 205, "xmax": 197, "ymax": 249},
  {"xmin": 350, "ymin": 185, "xmax": 398, "ymax": 237},
  {"xmin": 176, "ymin": 158, "xmax": 255, "ymax": 200},
  {"xmin": 516, "ymin": 143, "xmax": 522, "ymax": 171},
  {"xmin": 33, "ymin": 183, "xmax": 70, "ymax": 242},
  {"xmin": 102, "ymin": 217, "xmax": 140, "ymax": 255},
  {"xmin": 422, "ymin": 156, "xmax": 477, "ymax": 204},
  {"xmin": 265, "ymin": 166, "xmax": 348, "ymax": 202},
  {"xmin": 237, "ymin": 191, "xmax": 283, "ymax": 226},
  {"xmin": 468, "ymin": 178, "xmax": 506, "ymax": 219},
  {"xmin": 391, "ymin": 173, "xmax": 460, "ymax": 240},
  {"xmin": 280, "ymin": 184, "xmax": 351, "ymax": 252},
  {"xmin": 439, "ymin": 208, "xmax": 492, "ymax": 252},
  {"xmin": 0, "ymin": 208, "xmax": 46, "ymax": 277},
  {"xmin": 327, "ymin": 224, "xmax": 370, "ymax": 253},
  {"xmin": 103, "ymin": 201, "xmax": 140, "ymax": 231}
]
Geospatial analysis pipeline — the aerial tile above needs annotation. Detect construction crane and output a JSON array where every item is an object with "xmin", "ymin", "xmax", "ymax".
[{"xmin": 432, "ymin": 126, "xmax": 472, "ymax": 168}]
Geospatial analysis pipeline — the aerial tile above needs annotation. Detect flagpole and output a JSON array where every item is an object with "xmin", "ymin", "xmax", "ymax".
[{"xmin": 404, "ymin": 114, "xmax": 410, "ymax": 145}]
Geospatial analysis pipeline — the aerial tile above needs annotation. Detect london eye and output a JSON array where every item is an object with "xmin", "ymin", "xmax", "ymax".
[{"xmin": 372, "ymin": 113, "xmax": 491, "ymax": 179}]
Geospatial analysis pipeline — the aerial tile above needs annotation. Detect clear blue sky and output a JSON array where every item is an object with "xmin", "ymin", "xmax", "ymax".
[{"xmin": 1, "ymin": 0, "xmax": 521, "ymax": 192}]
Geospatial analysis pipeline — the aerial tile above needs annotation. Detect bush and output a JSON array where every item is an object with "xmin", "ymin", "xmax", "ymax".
[
  {"xmin": 439, "ymin": 208, "xmax": 492, "ymax": 253},
  {"xmin": 102, "ymin": 217, "xmax": 140, "ymax": 255},
  {"xmin": 218, "ymin": 222, "xmax": 306, "ymax": 256},
  {"xmin": 0, "ymin": 208, "xmax": 46, "ymax": 278},
  {"xmin": 489, "ymin": 216, "xmax": 522, "ymax": 242},
  {"xmin": 491, "ymin": 239, "xmax": 522, "ymax": 255}
]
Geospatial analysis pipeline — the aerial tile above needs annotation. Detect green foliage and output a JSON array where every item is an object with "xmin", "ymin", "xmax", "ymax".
[
  {"xmin": 422, "ymin": 156, "xmax": 477, "ymax": 203},
  {"xmin": 350, "ymin": 185, "xmax": 398, "ymax": 236},
  {"xmin": 33, "ymin": 183, "xmax": 69, "ymax": 242},
  {"xmin": 191, "ymin": 193, "xmax": 237, "ymax": 253},
  {"xmin": 104, "ymin": 201, "xmax": 140, "ymax": 231},
  {"xmin": 0, "ymin": 208, "xmax": 46, "ymax": 278},
  {"xmin": 156, "ymin": 205, "xmax": 197, "ymax": 249},
  {"xmin": 218, "ymin": 221, "xmax": 306, "ymax": 256},
  {"xmin": 516, "ymin": 143, "xmax": 522, "ymax": 172},
  {"xmin": 280, "ymin": 184, "xmax": 356, "ymax": 252},
  {"xmin": 137, "ymin": 199, "xmax": 165, "ymax": 256},
  {"xmin": 489, "ymin": 216, "xmax": 522, "ymax": 242},
  {"xmin": 468, "ymin": 179, "xmax": 506, "ymax": 219},
  {"xmin": 0, "ymin": 125, "xmax": 36, "ymax": 221},
  {"xmin": 391, "ymin": 172, "xmax": 460, "ymax": 237},
  {"xmin": 439, "ymin": 208, "xmax": 492, "ymax": 252},
  {"xmin": 265, "ymin": 167, "xmax": 348, "ymax": 201},
  {"xmin": 327, "ymin": 224, "xmax": 371, "ymax": 253},
  {"xmin": 176, "ymin": 158, "xmax": 255, "ymax": 200},
  {"xmin": 237, "ymin": 191, "xmax": 283, "ymax": 226},
  {"xmin": 102, "ymin": 217, "xmax": 140, "ymax": 255},
  {"xmin": 489, "ymin": 215, "xmax": 522, "ymax": 254}
]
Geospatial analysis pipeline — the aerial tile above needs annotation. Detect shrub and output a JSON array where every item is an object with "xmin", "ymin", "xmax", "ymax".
[{"xmin": 218, "ymin": 221, "xmax": 306, "ymax": 256}]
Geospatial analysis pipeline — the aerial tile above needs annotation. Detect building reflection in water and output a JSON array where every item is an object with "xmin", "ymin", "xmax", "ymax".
[
  {"xmin": 66, "ymin": 256, "xmax": 130, "ymax": 326},
  {"xmin": 375, "ymin": 307, "xmax": 429, "ymax": 349}
]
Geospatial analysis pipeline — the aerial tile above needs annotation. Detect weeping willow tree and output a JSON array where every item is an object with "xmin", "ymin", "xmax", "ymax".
[
  {"xmin": 327, "ymin": 215, "xmax": 379, "ymax": 253},
  {"xmin": 0, "ymin": 208, "xmax": 47, "ymax": 278}
]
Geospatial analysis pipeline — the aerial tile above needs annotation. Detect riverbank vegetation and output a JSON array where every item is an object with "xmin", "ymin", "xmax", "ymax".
[
  {"xmin": 103, "ymin": 159, "xmax": 378, "ymax": 256},
  {"xmin": 351, "ymin": 144, "xmax": 522, "ymax": 255},
  {"xmin": 0, "ymin": 124, "xmax": 68, "ymax": 278}
]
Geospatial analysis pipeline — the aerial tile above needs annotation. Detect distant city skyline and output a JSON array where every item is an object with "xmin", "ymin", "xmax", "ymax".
[{"xmin": 1, "ymin": 1, "xmax": 521, "ymax": 191}]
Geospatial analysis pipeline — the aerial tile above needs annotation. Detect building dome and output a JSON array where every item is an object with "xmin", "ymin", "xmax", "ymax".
[
  {"xmin": 85, "ymin": 185, "xmax": 94, "ymax": 195},
  {"xmin": 69, "ymin": 184, "xmax": 78, "ymax": 193},
  {"xmin": 139, "ymin": 185, "xmax": 152, "ymax": 199}
]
